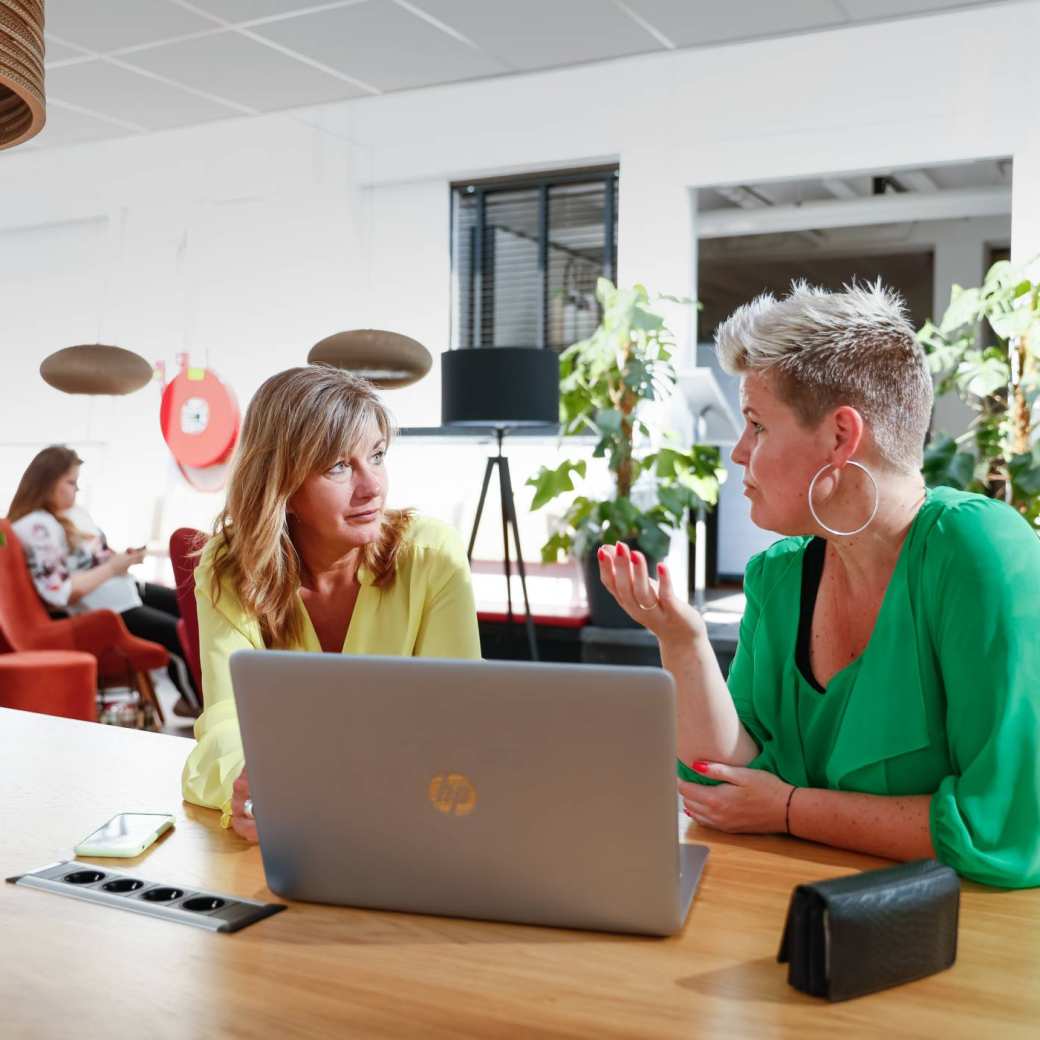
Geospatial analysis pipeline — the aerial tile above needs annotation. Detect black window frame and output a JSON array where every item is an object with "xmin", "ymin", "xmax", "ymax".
[{"xmin": 450, "ymin": 164, "xmax": 619, "ymax": 350}]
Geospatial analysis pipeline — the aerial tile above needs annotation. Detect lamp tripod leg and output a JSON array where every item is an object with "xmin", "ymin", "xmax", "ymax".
[
  {"xmin": 467, "ymin": 455, "xmax": 497, "ymax": 562},
  {"xmin": 498, "ymin": 456, "xmax": 514, "ymax": 622},
  {"xmin": 499, "ymin": 456, "xmax": 538, "ymax": 662}
]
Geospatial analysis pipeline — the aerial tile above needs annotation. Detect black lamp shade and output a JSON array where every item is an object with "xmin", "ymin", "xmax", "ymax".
[{"xmin": 441, "ymin": 348, "xmax": 559, "ymax": 428}]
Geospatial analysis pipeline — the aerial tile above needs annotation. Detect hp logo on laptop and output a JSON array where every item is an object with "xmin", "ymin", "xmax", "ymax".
[{"xmin": 428, "ymin": 772, "xmax": 477, "ymax": 816}]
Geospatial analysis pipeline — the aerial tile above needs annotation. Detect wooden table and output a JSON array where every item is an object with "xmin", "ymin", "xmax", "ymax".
[{"xmin": 2, "ymin": 707, "xmax": 1038, "ymax": 1039}]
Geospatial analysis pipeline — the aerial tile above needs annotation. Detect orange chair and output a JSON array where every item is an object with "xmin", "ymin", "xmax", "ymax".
[
  {"xmin": 169, "ymin": 527, "xmax": 206, "ymax": 703},
  {"xmin": 0, "ymin": 519, "xmax": 168, "ymax": 723},
  {"xmin": 0, "ymin": 650, "xmax": 97, "ymax": 721}
]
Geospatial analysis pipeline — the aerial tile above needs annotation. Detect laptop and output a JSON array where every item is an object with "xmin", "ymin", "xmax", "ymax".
[{"xmin": 229, "ymin": 651, "xmax": 708, "ymax": 936}]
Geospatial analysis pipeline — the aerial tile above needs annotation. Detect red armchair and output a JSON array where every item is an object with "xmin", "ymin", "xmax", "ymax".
[
  {"xmin": 0, "ymin": 651, "xmax": 98, "ymax": 721},
  {"xmin": 0, "ymin": 519, "xmax": 168, "ymax": 724},
  {"xmin": 169, "ymin": 527, "xmax": 206, "ymax": 703}
]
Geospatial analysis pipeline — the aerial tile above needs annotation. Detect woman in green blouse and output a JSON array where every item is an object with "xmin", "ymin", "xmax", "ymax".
[{"xmin": 598, "ymin": 282, "xmax": 1040, "ymax": 888}]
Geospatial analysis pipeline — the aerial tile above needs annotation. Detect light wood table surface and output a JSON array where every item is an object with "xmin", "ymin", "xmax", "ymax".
[{"xmin": 2, "ymin": 706, "xmax": 1038, "ymax": 1039}]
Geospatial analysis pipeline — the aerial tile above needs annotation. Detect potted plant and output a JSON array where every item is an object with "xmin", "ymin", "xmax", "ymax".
[
  {"xmin": 526, "ymin": 278, "xmax": 725, "ymax": 627},
  {"xmin": 918, "ymin": 258, "xmax": 1040, "ymax": 527}
]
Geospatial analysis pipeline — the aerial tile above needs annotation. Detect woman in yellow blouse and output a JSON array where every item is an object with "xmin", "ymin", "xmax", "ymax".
[{"xmin": 181, "ymin": 366, "xmax": 481, "ymax": 839}]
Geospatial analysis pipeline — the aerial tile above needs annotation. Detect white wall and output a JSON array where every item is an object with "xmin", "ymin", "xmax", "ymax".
[
  {"xmin": 0, "ymin": 115, "xmax": 371, "ymax": 561},
  {"xmin": 1, "ymin": 3, "xmax": 1038, "ymax": 579}
]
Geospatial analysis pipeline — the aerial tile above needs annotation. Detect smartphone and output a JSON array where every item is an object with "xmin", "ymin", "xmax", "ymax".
[{"xmin": 74, "ymin": 812, "xmax": 175, "ymax": 858}]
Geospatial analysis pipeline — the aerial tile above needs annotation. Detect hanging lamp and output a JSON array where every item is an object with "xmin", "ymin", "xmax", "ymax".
[
  {"xmin": 40, "ymin": 344, "xmax": 154, "ymax": 395},
  {"xmin": 0, "ymin": 0, "xmax": 46, "ymax": 150},
  {"xmin": 308, "ymin": 329, "xmax": 432, "ymax": 389}
]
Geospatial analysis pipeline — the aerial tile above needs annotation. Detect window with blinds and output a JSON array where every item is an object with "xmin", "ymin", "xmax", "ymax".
[{"xmin": 451, "ymin": 166, "xmax": 618, "ymax": 352}]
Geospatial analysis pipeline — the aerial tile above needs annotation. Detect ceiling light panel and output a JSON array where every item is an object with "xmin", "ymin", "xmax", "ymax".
[
  {"xmin": 187, "ymin": 0, "xmax": 356, "ymax": 21},
  {"xmin": 250, "ymin": 1, "xmax": 506, "ymax": 92},
  {"xmin": 122, "ymin": 31, "xmax": 367, "ymax": 110},
  {"xmin": 619, "ymin": 0, "xmax": 845, "ymax": 47},
  {"xmin": 412, "ymin": 0, "xmax": 667, "ymax": 69},
  {"xmin": 44, "ymin": 0, "xmax": 218, "ymax": 53},
  {"xmin": 44, "ymin": 38, "xmax": 91, "ymax": 66},
  {"xmin": 33, "ymin": 105, "xmax": 130, "ymax": 148},
  {"xmin": 839, "ymin": 0, "xmax": 1002, "ymax": 18},
  {"xmin": 47, "ymin": 61, "xmax": 241, "ymax": 130}
]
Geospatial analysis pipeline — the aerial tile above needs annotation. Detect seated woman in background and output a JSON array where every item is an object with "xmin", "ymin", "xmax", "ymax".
[
  {"xmin": 599, "ymin": 281, "xmax": 1040, "ymax": 888},
  {"xmin": 181, "ymin": 365, "xmax": 481, "ymax": 842},
  {"xmin": 8, "ymin": 445, "xmax": 201, "ymax": 718}
]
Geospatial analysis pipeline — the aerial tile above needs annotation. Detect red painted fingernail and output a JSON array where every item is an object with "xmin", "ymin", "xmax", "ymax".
[
  {"xmin": 691, "ymin": 761, "xmax": 711, "ymax": 774},
  {"xmin": 657, "ymin": 563, "xmax": 665, "ymax": 575},
  {"xmin": 597, "ymin": 547, "xmax": 606, "ymax": 560},
  {"xmin": 684, "ymin": 809, "xmax": 693, "ymax": 817},
  {"xmin": 633, "ymin": 551, "xmax": 644, "ymax": 564}
]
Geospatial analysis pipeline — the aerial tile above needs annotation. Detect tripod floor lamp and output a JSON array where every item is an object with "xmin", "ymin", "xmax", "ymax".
[{"xmin": 441, "ymin": 348, "xmax": 560, "ymax": 661}]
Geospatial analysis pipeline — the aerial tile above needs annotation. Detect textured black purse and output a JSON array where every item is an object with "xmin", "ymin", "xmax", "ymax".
[{"xmin": 778, "ymin": 859, "xmax": 960, "ymax": 1001}]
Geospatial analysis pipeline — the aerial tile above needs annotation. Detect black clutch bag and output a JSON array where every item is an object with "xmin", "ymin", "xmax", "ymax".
[{"xmin": 778, "ymin": 859, "xmax": 960, "ymax": 1001}]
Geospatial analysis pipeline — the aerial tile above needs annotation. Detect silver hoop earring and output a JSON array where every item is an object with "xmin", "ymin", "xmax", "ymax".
[{"xmin": 807, "ymin": 460, "xmax": 879, "ymax": 537}]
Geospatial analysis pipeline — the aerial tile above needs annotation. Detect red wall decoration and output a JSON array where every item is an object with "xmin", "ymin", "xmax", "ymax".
[{"xmin": 159, "ymin": 355, "xmax": 239, "ymax": 491}]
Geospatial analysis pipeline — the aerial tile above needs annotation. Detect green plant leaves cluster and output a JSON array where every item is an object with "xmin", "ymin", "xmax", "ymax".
[
  {"xmin": 526, "ymin": 278, "xmax": 725, "ymax": 562},
  {"xmin": 918, "ymin": 258, "xmax": 1040, "ymax": 524}
]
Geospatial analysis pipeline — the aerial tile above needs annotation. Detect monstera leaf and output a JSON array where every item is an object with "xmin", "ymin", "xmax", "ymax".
[{"xmin": 923, "ymin": 435, "xmax": 976, "ymax": 491}]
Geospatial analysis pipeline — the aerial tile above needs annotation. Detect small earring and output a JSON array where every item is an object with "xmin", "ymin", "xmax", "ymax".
[{"xmin": 807, "ymin": 460, "xmax": 879, "ymax": 537}]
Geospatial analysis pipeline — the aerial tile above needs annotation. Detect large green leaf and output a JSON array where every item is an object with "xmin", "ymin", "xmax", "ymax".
[
  {"xmin": 540, "ymin": 530, "xmax": 573, "ymax": 564},
  {"xmin": 657, "ymin": 484, "xmax": 692, "ymax": 519},
  {"xmin": 526, "ymin": 459, "xmax": 587, "ymax": 511},
  {"xmin": 939, "ymin": 285, "xmax": 982, "ymax": 334},
  {"xmin": 653, "ymin": 446, "xmax": 683, "ymax": 479},
  {"xmin": 923, "ymin": 435, "xmax": 975, "ymax": 490},
  {"xmin": 990, "ymin": 306, "xmax": 1037, "ymax": 340},
  {"xmin": 1009, "ymin": 447, "xmax": 1040, "ymax": 497},
  {"xmin": 593, "ymin": 408, "xmax": 623, "ymax": 434},
  {"xmin": 956, "ymin": 353, "xmax": 1009, "ymax": 399},
  {"xmin": 634, "ymin": 520, "xmax": 670, "ymax": 561},
  {"xmin": 678, "ymin": 471, "xmax": 722, "ymax": 507},
  {"xmin": 630, "ymin": 304, "xmax": 665, "ymax": 332}
]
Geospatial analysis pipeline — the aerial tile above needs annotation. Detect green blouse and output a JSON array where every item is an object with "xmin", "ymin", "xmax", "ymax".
[{"xmin": 679, "ymin": 487, "xmax": 1040, "ymax": 888}]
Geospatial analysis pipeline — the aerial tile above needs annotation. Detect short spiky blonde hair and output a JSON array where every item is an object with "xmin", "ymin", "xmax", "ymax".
[{"xmin": 715, "ymin": 281, "xmax": 932, "ymax": 472}]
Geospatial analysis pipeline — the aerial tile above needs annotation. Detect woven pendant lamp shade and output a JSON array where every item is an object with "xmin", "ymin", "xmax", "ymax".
[
  {"xmin": 40, "ymin": 344, "xmax": 154, "ymax": 396},
  {"xmin": 308, "ymin": 330, "xmax": 432, "ymax": 389},
  {"xmin": 0, "ymin": 0, "xmax": 46, "ymax": 151}
]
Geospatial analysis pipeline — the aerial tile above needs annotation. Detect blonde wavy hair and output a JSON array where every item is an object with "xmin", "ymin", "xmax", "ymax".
[{"xmin": 208, "ymin": 366, "xmax": 411, "ymax": 649}]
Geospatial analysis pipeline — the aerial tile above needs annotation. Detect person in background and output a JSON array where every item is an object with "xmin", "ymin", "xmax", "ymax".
[
  {"xmin": 8, "ymin": 445, "xmax": 201, "ymax": 718},
  {"xmin": 181, "ymin": 366, "xmax": 481, "ymax": 842},
  {"xmin": 598, "ymin": 281, "xmax": 1040, "ymax": 888}
]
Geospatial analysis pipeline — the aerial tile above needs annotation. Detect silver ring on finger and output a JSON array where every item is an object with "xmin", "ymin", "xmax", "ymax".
[{"xmin": 243, "ymin": 798, "xmax": 254, "ymax": 819}]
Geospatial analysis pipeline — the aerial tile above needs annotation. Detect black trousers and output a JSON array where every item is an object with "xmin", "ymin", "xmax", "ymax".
[{"xmin": 121, "ymin": 583, "xmax": 200, "ymax": 708}]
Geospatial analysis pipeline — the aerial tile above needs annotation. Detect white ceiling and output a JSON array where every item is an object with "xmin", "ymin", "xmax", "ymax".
[{"xmin": 22, "ymin": 0, "xmax": 1020, "ymax": 150}]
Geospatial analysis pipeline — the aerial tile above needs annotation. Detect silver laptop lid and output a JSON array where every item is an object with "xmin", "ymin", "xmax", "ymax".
[{"xmin": 231, "ymin": 651, "xmax": 699, "ymax": 935}]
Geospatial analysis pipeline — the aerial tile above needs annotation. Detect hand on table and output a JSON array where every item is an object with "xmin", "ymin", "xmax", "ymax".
[
  {"xmin": 230, "ymin": 769, "xmax": 258, "ymax": 843},
  {"xmin": 679, "ymin": 761, "xmax": 794, "ymax": 834},
  {"xmin": 596, "ymin": 542, "xmax": 706, "ymax": 643}
]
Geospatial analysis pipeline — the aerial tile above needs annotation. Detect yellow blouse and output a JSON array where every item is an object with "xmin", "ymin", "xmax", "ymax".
[{"xmin": 181, "ymin": 515, "xmax": 481, "ymax": 818}]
